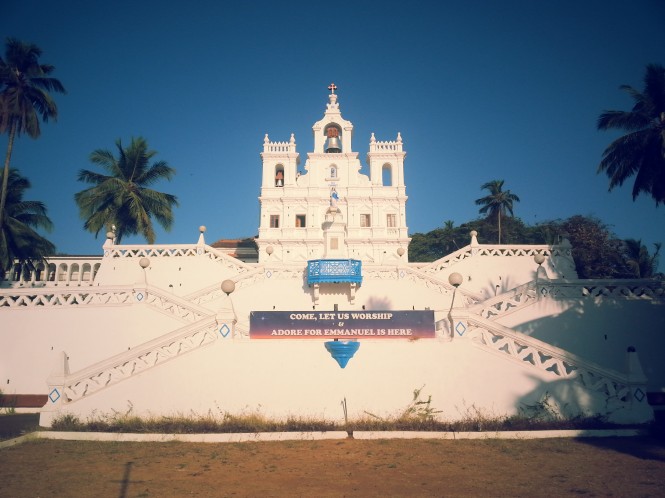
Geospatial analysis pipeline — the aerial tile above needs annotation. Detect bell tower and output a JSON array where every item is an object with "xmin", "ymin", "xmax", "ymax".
[
  {"xmin": 312, "ymin": 83, "xmax": 354, "ymax": 154},
  {"xmin": 256, "ymin": 84, "xmax": 410, "ymax": 264}
]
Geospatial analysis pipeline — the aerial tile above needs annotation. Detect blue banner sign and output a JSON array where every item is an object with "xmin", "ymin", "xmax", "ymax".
[{"xmin": 249, "ymin": 310, "xmax": 435, "ymax": 339}]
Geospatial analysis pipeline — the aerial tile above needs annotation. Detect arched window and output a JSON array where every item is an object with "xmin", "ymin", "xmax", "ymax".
[
  {"xmin": 20, "ymin": 264, "xmax": 31, "ymax": 282},
  {"xmin": 82, "ymin": 263, "xmax": 92, "ymax": 282},
  {"xmin": 275, "ymin": 165, "xmax": 285, "ymax": 187},
  {"xmin": 11, "ymin": 263, "xmax": 21, "ymax": 281},
  {"xmin": 92, "ymin": 263, "xmax": 101, "ymax": 281},
  {"xmin": 70, "ymin": 263, "xmax": 80, "ymax": 283},
  {"xmin": 330, "ymin": 166, "xmax": 337, "ymax": 178},
  {"xmin": 382, "ymin": 164, "xmax": 393, "ymax": 186},
  {"xmin": 35, "ymin": 263, "xmax": 46, "ymax": 281},
  {"xmin": 57, "ymin": 263, "xmax": 68, "ymax": 283}
]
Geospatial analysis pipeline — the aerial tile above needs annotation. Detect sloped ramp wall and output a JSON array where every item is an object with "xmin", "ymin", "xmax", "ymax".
[{"xmin": 39, "ymin": 330, "xmax": 650, "ymax": 427}]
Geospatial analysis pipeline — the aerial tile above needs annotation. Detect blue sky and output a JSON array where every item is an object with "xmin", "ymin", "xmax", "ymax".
[{"xmin": 2, "ymin": 1, "xmax": 664, "ymax": 264}]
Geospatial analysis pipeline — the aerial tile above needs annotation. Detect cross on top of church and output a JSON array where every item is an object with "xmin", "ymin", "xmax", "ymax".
[{"xmin": 328, "ymin": 83, "xmax": 337, "ymax": 94}]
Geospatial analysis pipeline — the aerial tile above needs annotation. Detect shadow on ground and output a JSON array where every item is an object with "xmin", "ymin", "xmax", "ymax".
[
  {"xmin": 0, "ymin": 413, "xmax": 39, "ymax": 440},
  {"xmin": 576, "ymin": 411, "xmax": 665, "ymax": 462}
]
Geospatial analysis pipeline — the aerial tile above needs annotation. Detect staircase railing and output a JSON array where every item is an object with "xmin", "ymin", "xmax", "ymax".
[
  {"xmin": 418, "ymin": 244, "xmax": 554, "ymax": 275},
  {"xmin": 102, "ymin": 243, "xmax": 254, "ymax": 275},
  {"xmin": 468, "ymin": 281, "xmax": 537, "ymax": 320},
  {"xmin": 141, "ymin": 286, "xmax": 213, "ymax": 322},
  {"xmin": 540, "ymin": 278, "xmax": 665, "ymax": 300},
  {"xmin": 393, "ymin": 266, "xmax": 483, "ymax": 304},
  {"xmin": 50, "ymin": 316, "xmax": 220, "ymax": 404},
  {"xmin": 0, "ymin": 286, "xmax": 136, "ymax": 308},
  {"xmin": 450, "ymin": 312, "xmax": 635, "ymax": 404}
]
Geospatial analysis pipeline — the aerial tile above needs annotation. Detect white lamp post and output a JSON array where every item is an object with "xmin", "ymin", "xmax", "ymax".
[
  {"xmin": 446, "ymin": 272, "xmax": 463, "ymax": 340},
  {"xmin": 534, "ymin": 254, "xmax": 545, "ymax": 299},
  {"xmin": 139, "ymin": 257, "xmax": 150, "ymax": 285}
]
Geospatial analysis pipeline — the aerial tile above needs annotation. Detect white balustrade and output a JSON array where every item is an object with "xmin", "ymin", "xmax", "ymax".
[
  {"xmin": 470, "ymin": 281, "xmax": 537, "ymax": 320},
  {"xmin": 541, "ymin": 279, "xmax": 665, "ymax": 299},
  {"xmin": 452, "ymin": 314, "xmax": 635, "ymax": 406},
  {"xmin": 263, "ymin": 141, "xmax": 297, "ymax": 153},
  {"xmin": 3, "ymin": 257, "xmax": 102, "ymax": 287},
  {"xmin": 0, "ymin": 287, "xmax": 135, "ymax": 308},
  {"xmin": 57, "ymin": 317, "xmax": 219, "ymax": 403},
  {"xmin": 369, "ymin": 140, "xmax": 403, "ymax": 152}
]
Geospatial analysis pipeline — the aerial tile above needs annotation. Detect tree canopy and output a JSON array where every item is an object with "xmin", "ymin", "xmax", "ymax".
[
  {"xmin": 475, "ymin": 180, "xmax": 520, "ymax": 244},
  {"xmin": 409, "ymin": 214, "xmax": 661, "ymax": 279},
  {"xmin": 0, "ymin": 37, "xmax": 65, "ymax": 232},
  {"xmin": 597, "ymin": 63, "xmax": 665, "ymax": 205},
  {"xmin": 75, "ymin": 137, "xmax": 178, "ymax": 244},
  {"xmin": 0, "ymin": 168, "xmax": 55, "ymax": 276}
]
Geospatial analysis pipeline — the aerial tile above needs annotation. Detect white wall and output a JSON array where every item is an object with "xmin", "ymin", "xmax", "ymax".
[
  {"xmin": 2, "ymin": 243, "xmax": 660, "ymax": 427},
  {"xmin": 42, "ymin": 337, "xmax": 614, "ymax": 425},
  {"xmin": 1, "ymin": 302, "xmax": 183, "ymax": 393}
]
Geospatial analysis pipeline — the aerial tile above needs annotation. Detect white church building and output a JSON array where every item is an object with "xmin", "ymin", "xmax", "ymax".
[
  {"xmin": 257, "ymin": 86, "xmax": 409, "ymax": 266},
  {"xmin": 1, "ymin": 86, "xmax": 663, "ymax": 427}
]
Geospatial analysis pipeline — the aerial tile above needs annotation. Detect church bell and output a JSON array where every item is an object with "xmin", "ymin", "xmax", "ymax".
[
  {"xmin": 325, "ymin": 137, "xmax": 342, "ymax": 153},
  {"xmin": 325, "ymin": 127, "xmax": 342, "ymax": 153}
]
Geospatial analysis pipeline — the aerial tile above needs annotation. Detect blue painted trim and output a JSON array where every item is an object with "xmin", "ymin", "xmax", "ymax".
[
  {"xmin": 325, "ymin": 340, "xmax": 360, "ymax": 369},
  {"xmin": 307, "ymin": 259, "xmax": 362, "ymax": 285}
]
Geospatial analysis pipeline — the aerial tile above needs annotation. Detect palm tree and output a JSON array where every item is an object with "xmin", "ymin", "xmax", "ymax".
[
  {"xmin": 597, "ymin": 63, "xmax": 665, "ymax": 205},
  {"xmin": 0, "ymin": 168, "xmax": 55, "ymax": 278},
  {"xmin": 623, "ymin": 239, "xmax": 661, "ymax": 278},
  {"xmin": 75, "ymin": 137, "xmax": 178, "ymax": 244},
  {"xmin": 0, "ymin": 38, "xmax": 65, "ymax": 232},
  {"xmin": 475, "ymin": 180, "xmax": 520, "ymax": 244},
  {"xmin": 440, "ymin": 219, "xmax": 458, "ymax": 253}
]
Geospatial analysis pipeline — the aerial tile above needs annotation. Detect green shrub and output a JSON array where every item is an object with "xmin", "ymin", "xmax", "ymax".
[{"xmin": 47, "ymin": 390, "xmax": 632, "ymax": 434}]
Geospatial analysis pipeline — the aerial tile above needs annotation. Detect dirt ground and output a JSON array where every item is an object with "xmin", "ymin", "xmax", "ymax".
[{"xmin": 1, "ymin": 436, "xmax": 665, "ymax": 497}]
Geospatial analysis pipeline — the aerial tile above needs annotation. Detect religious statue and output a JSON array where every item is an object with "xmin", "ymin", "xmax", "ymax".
[{"xmin": 330, "ymin": 187, "xmax": 339, "ymax": 208}]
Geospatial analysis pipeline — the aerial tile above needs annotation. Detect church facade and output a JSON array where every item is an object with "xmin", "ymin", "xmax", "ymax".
[{"xmin": 257, "ymin": 87, "xmax": 409, "ymax": 264}]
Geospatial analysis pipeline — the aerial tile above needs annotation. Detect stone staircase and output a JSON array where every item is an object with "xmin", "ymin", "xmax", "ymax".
[{"xmin": 24, "ymin": 260, "xmax": 659, "ymax": 425}]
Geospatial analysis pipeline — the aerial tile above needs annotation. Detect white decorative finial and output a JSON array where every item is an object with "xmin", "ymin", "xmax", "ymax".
[
  {"xmin": 397, "ymin": 132, "xmax": 402, "ymax": 143},
  {"xmin": 470, "ymin": 230, "xmax": 479, "ymax": 247},
  {"xmin": 197, "ymin": 226, "xmax": 206, "ymax": 245},
  {"xmin": 289, "ymin": 133, "xmax": 295, "ymax": 144},
  {"xmin": 264, "ymin": 134, "xmax": 269, "ymax": 143},
  {"xmin": 328, "ymin": 82, "xmax": 337, "ymax": 94},
  {"xmin": 370, "ymin": 132, "xmax": 376, "ymax": 143}
]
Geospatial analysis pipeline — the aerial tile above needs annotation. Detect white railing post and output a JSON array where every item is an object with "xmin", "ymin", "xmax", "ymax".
[
  {"xmin": 41, "ymin": 351, "xmax": 71, "ymax": 427},
  {"xmin": 614, "ymin": 346, "xmax": 653, "ymax": 424},
  {"xmin": 470, "ymin": 230, "xmax": 479, "ymax": 256},
  {"xmin": 197, "ymin": 226, "xmax": 206, "ymax": 255},
  {"xmin": 216, "ymin": 280, "xmax": 237, "ymax": 339}
]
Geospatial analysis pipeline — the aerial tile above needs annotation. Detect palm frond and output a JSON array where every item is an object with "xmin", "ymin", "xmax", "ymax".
[
  {"xmin": 75, "ymin": 137, "xmax": 178, "ymax": 243},
  {"xmin": 597, "ymin": 64, "xmax": 665, "ymax": 205},
  {"xmin": 0, "ymin": 168, "xmax": 55, "ymax": 273}
]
